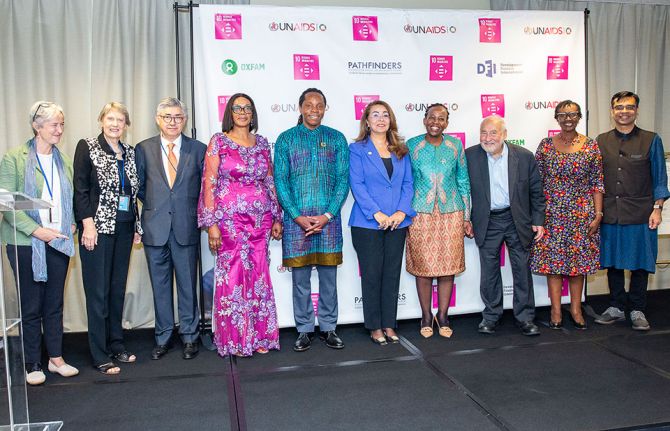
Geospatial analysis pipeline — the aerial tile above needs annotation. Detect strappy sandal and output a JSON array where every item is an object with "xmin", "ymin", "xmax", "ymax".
[
  {"xmin": 256, "ymin": 347, "xmax": 269, "ymax": 354},
  {"xmin": 420, "ymin": 315, "xmax": 434, "ymax": 338},
  {"xmin": 96, "ymin": 362, "xmax": 120, "ymax": 375},
  {"xmin": 434, "ymin": 315, "xmax": 453, "ymax": 338},
  {"xmin": 112, "ymin": 351, "xmax": 136, "ymax": 363}
]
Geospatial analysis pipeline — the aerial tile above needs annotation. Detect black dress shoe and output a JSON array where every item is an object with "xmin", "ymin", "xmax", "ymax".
[
  {"xmin": 518, "ymin": 321, "xmax": 540, "ymax": 336},
  {"xmin": 319, "ymin": 331, "xmax": 344, "ymax": 349},
  {"xmin": 183, "ymin": 342, "xmax": 199, "ymax": 360},
  {"xmin": 293, "ymin": 332, "xmax": 313, "ymax": 352},
  {"xmin": 151, "ymin": 344, "xmax": 169, "ymax": 360},
  {"xmin": 478, "ymin": 320, "xmax": 497, "ymax": 334}
]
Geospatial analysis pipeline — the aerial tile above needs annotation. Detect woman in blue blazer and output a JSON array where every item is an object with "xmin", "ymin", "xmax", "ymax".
[{"xmin": 349, "ymin": 100, "xmax": 415, "ymax": 345}]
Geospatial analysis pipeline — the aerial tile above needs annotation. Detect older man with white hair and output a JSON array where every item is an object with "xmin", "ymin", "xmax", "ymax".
[{"xmin": 465, "ymin": 115, "xmax": 545, "ymax": 336}]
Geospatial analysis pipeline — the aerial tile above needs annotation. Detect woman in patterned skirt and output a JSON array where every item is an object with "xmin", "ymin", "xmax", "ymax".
[
  {"xmin": 530, "ymin": 100, "xmax": 604, "ymax": 330},
  {"xmin": 406, "ymin": 104, "xmax": 471, "ymax": 338},
  {"xmin": 198, "ymin": 93, "xmax": 283, "ymax": 357}
]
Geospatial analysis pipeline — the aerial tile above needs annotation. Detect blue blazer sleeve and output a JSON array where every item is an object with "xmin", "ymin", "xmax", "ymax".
[
  {"xmin": 349, "ymin": 142, "xmax": 382, "ymax": 220},
  {"xmin": 398, "ymin": 155, "xmax": 416, "ymax": 218}
]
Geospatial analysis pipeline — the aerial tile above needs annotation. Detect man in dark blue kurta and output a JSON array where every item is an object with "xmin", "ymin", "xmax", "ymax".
[
  {"xmin": 595, "ymin": 91, "xmax": 670, "ymax": 331},
  {"xmin": 274, "ymin": 88, "xmax": 350, "ymax": 351}
]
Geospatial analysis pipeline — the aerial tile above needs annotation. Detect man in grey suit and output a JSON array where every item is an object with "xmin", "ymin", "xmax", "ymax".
[
  {"xmin": 465, "ymin": 115, "xmax": 545, "ymax": 336},
  {"xmin": 136, "ymin": 97, "xmax": 207, "ymax": 359}
]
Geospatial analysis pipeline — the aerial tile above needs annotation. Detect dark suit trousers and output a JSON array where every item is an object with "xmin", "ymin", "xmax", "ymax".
[
  {"xmin": 144, "ymin": 230, "xmax": 199, "ymax": 345},
  {"xmin": 351, "ymin": 226, "xmax": 407, "ymax": 330},
  {"xmin": 6, "ymin": 245, "xmax": 69, "ymax": 365},
  {"xmin": 478, "ymin": 210, "xmax": 535, "ymax": 323},
  {"xmin": 79, "ymin": 221, "xmax": 134, "ymax": 366}
]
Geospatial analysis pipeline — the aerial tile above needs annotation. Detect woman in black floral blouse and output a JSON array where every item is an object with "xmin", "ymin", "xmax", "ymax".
[{"xmin": 73, "ymin": 102, "xmax": 142, "ymax": 375}]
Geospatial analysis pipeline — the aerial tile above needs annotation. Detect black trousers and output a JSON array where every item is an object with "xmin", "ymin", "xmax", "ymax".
[
  {"xmin": 351, "ymin": 226, "xmax": 407, "ymax": 330},
  {"xmin": 6, "ymin": 245, "xmax": 69, "ymax": 365},
  {"xmin": 478, "ymin": 210, "xmax": 535, "ymax": 323},
  {"xmin": 606, "ymin": 267, "xmax": 649, "ymax": 312},
  {"xmin": 79, "ymin": 221, "xmax": 134, "ymax": 366}
]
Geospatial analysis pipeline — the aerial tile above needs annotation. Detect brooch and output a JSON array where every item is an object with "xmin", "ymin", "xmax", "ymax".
[{"xmin": 320, "ymin": 142, "xmax": 326, "ymax": 148}]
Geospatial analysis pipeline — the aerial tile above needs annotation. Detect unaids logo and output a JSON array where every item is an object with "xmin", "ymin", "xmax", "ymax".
[
  {"xmin": 403, "ymin": 24, "xmax": 456, "ymax": 34},
  {"xmin": 271, "ymin": 103, "xmax": 299, "ymax": 113},
  {"xmin": 525, "ymin": 100, "xmax": 561, "ymax": 110},
  {"xmin": 405, "ymin": 102, "xmax": 459, "ymax": 112},
  {"xmin": 523, "ymin": 26, "xmax": 572, "ymax": 35},
  {"xmin": 269, "ymin": 21, "xmax": 327, "ymax": 32}
]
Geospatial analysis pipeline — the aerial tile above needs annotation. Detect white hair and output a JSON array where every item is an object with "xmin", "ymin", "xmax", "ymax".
[{"xmin": 30, "ymin": 101, "xmax": 64, "ymax": 134}]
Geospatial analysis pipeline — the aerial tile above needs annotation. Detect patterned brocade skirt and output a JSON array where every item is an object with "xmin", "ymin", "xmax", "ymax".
[{"xmin": 406, "ymin": 208, "xmax": 465, "ymax": 277}]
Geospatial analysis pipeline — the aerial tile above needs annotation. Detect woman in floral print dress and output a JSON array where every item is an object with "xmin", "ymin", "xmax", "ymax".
[
  {"xmin": 530, "ymin": 100, "xmax": 604, "ymax": 330},
  {"xmin": 198, "ymin": 93, "xmax": 283, "ymax": 357}
]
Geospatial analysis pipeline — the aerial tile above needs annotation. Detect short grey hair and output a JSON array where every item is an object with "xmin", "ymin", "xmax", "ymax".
[
  {"xmin": 30, "ymin": 101, "xmax": 64, "ymax": 134},
  {"xmin": 481, "ymin": 114, "xmax": 507, "ymax": 132},
  {"xmin": 156, "ymin": 97, "xmax": 188, "ymax": 117}
]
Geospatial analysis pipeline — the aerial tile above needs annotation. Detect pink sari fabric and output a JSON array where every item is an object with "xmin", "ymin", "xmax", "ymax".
[{"xmin": 197, "ymin": 133, "xmax": 281, "ymax": 357}]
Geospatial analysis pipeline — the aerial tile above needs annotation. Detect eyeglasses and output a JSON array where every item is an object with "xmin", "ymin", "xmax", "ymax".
[
  {"xmin": 232, "ymin": 105, "xmax": 253, "ymax": 114},
  {"xmin": 369, "ymin": 112, "xmax": 390, "ymax": 120},
  {"xmin": 556, "ymin": 112, "xmax": 580, "ymax": 120},
  {"xmin": 612, "ymin": 104, "xmax": 637, "ymax": 112},
  {"xmin": 159, "ymin": 115, "xmax": 185, "ymax": 124},
  {"xmin": 32, "ymin": 103, "xmax": 48, "ymax": 123}
]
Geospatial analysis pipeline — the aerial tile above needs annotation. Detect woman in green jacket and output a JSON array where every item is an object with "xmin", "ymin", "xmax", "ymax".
[{"xmin": 0, "ymin": 101, "xmax": 79, "ymax": 385}]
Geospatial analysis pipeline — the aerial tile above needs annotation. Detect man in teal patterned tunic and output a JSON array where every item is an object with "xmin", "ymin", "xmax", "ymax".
[{"xmin": 274, "ymin": 88, "xmax": 350, "ymax": 352}]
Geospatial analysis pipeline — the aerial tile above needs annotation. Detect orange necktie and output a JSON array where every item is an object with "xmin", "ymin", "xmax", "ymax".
[{"xmin": 167, "ymin": 142, "xmax": 177, "ymax": 188}]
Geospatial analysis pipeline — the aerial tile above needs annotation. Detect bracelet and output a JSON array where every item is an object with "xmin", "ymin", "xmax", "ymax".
[
  {"xmin": 324, "ymin": 212, "xmax": 333, "ymax": 221},
  {"xmin": 596, "ymin": 211, "xmax": 604, "ymax": 217}
]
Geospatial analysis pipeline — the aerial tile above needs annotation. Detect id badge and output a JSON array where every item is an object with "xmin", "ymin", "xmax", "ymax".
[
  {"xmin": 118, "ymin": 195, "xmax": 130, "ymax": 212},
  {"xmin": 49, "ymin": 201, "xmax": 60, "ymax": 224}
]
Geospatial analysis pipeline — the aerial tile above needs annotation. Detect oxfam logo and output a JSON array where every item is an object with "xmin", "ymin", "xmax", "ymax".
[{"xmin": 222, "ymin": 59, "xmax": 238, "ymax": 75}]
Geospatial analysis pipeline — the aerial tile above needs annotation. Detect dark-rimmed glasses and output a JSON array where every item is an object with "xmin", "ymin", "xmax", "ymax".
[
  {"xmin": 556, "ymin": 112, "xmax": 580, "ymax": 120},
  {"xmin": 158, "ymin": 115, "xmax": 185, "ymax": 124},
  {"xmin": 232, "ymin": 105, "xmax": 253, "ymax": 114}
]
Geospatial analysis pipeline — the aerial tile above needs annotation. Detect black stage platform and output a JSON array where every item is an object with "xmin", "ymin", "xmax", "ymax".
[{"xmin": 17, "ymin": 291, "xmax": 670, "ymax": 431}]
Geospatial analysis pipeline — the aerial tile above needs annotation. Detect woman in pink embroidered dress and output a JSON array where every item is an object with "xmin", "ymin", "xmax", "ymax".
[{"xmin": 198, "ymin": 93, "xmax": 283, "ymax": 357}]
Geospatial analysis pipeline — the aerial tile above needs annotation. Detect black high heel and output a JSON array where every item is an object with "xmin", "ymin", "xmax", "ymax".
[
  {"xmin": 549, "ymin": 321, "xmax": 563, "ymax": 330},
  {"xmin": 571, "ymin": 315, "xmax": 587, "ymax": 330}
]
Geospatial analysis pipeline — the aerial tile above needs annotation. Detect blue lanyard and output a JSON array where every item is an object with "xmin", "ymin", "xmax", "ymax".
[
  {"xmin": 118, "ymin": 159, "xmax": 125, "ymax": 192},
  {"xmin": 35, "ymin": 152, "xmax": 54, "ymax": 200}
]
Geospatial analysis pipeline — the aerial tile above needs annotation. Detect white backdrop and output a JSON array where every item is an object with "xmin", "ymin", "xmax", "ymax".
[{"xmin": 193, "ymin": 5, "xmax": 586, "ymax": 327}]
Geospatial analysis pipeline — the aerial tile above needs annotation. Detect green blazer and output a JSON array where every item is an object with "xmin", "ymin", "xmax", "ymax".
[{"xmin": 0, "ymin": 140, "xmax": 74, "ymax": 245}]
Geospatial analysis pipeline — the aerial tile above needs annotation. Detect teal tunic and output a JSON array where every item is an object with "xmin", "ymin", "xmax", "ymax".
[
  {"xmin": 407, "ymin": 134, "xmax": 470, "ymax": 219},
  {"xmin": 274, "ymin": 124, "xmax": 350, "ymax": 267}
]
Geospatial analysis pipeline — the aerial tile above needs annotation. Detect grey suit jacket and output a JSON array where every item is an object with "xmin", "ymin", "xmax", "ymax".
[
  {"xmin": 136, "ymin": 134, "xmax": 207, "ymax": 247},
  {"xmin": 465, "ymin": 143, "xmax": 545, "ymax": 249}
]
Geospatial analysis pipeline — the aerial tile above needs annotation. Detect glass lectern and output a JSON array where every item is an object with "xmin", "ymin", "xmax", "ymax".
[{"xmin": 0, "ymin": 191, "xmax": 62, "ymax": 431}]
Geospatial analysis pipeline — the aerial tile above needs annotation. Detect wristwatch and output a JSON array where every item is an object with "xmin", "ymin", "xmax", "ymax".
[
  {"xmin": 324, "ymin": 212, "xmax": 334, "ymax": 222},
  {"xmin": 653, "ymin": 204, "xmax": 663, "ymax": 210}
]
